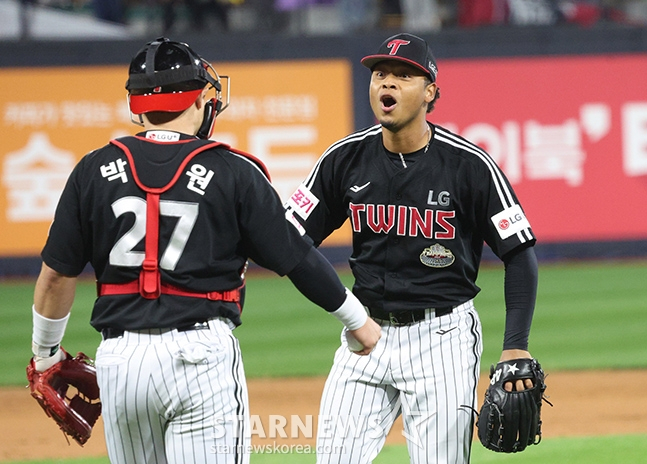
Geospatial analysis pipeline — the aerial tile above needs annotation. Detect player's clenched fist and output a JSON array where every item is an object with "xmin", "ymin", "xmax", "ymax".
[
  {"xmin": 329, "ymin": 288, "xmax": 381, "ymax": 355},
  {"xmin": 347, "ymin": 318, "xmax": 382, "ymax": 355}
]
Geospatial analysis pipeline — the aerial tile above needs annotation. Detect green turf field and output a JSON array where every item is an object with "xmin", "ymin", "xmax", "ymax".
[
  {"xmin": 2, "ymin": 259, "xmax": 646, "ymax": 463},
  {"xmin": 3, "ymin": 260, "xmax": 645, "ymax": 385},
  {"xmin": 4, "ymin": 434, "xmax": 647, "ymax": 463}
]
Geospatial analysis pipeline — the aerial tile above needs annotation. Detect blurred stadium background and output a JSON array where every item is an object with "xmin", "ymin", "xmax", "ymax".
[
  {"xmin": 2, "ymin": 0, "xmax": 647, "ymax": 275},
  {"xmin": 1, "ymin": 3, "xmax": 646, "ymax": 462}
]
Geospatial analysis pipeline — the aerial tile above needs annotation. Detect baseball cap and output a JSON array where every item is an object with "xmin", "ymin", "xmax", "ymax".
[{"xmin": 361, "ymin": 33, "xmax": 438, "ymax": 82}]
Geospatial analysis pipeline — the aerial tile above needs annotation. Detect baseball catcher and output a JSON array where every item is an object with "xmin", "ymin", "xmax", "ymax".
[
  {"xmin": 27, "ymin": 36, "xmax": 381, "ymax": 462},
  {"xmin": 26, "ymin": 347, "xmax": 102, "ymax": 446},
  {"xmin": 477, "ymin": 358, "xmax": 550, "ymax": 453}
]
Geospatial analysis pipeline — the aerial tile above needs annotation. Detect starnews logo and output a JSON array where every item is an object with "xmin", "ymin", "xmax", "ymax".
[{"xmin": 210, "ymin": 412, "xmax": 435, "ymax": 450}]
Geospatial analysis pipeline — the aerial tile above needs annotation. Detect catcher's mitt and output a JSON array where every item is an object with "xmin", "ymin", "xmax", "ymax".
[
  {"xmin": 476, "ymin": 358, "xmax": 549, "ymax": 453},
  {"xmin": 26, "ymin": 348, "xmax": 102, "ymax": 446}
]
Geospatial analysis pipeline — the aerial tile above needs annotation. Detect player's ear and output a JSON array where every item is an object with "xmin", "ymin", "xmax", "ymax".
[
  {"xmin": 193, "ymin": 93, "xmax": 203, "ymax": 110},
  {"xmin": 425, "ymin": 82, "xmax": 437, "ymax": 103},
  {"xmin": 194, "ymin": 86, "xmax": 210, "ymax": 110}
]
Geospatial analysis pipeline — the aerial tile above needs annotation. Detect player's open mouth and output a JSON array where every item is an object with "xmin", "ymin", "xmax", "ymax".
[{"xmin": 380, "ymin": 95, "xmax": 397, "ymax": 112}]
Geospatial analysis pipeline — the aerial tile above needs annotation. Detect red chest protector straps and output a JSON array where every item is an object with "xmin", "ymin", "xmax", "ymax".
[{"xmin": 98, "ymin": 138, "xmax": 242, "ymax": 308}]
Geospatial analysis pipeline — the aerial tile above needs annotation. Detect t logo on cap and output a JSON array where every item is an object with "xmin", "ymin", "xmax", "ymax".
[{"xmin": 387, "ymin": 39, "xmax": 411, "ymax": 56}]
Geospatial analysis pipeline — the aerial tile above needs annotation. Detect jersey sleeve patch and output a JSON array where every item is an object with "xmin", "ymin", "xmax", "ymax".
[
  {"xmin": 286, "ymin": 184, "xmax": 320, "ymax": 220},
  {"xmin": 490, "ymin": 204, "xmax": 531, "ymax": 240}
]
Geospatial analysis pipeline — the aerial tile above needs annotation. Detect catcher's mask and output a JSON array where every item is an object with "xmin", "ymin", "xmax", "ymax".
[{"xmin": 125, "ymin": 37, "xmax": 230, "ymax": 139}]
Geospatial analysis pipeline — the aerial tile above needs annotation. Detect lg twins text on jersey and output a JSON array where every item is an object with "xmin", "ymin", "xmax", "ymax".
[{"xmin": 286, "ymin": 124, "xmax": 535, "ymax": 313}]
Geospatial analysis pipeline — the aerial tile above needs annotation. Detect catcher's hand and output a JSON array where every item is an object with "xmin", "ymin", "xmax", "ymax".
[
  {"xmin": 26, "ymin": 347, "xmax": 102, "ymax": 446},
  {"xmin": 476, "ymin": 358, "xmax": 549, "ymax": 453}
]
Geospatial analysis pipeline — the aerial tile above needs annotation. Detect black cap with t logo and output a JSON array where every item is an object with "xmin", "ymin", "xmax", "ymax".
[{"xmin": 361, "ymin": 33, "xmax": 438, "ymax": 82}]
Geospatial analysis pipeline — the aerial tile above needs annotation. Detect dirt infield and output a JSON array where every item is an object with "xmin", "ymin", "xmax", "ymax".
[{"xmin": 2, "ymin": 370, "xmax": 646, "ymax": 462}]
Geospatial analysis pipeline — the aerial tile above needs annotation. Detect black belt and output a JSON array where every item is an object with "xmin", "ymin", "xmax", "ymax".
[
  {"xmin": 102, "ymin": 322, "xmax": 209, "ymax": 340},
  {"xmin": 369, "ymin": 306, "xmax": 453, "ymax": 326}
]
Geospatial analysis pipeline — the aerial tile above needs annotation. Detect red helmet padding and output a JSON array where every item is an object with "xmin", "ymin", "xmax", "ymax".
[{"xmin": 129, "ymin": 89, "xmax": 202, "ymax": 114}]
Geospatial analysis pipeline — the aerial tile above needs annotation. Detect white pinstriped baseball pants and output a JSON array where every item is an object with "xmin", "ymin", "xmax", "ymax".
[
  {"xmin": 95, "ymin": 318, "xmax": 250, "ymax": 464},
  {"xmin": 316, "ymin": 300, "xmax": 482, "ymax": 464}
]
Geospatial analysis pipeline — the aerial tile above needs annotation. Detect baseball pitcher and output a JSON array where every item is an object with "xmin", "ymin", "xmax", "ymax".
[{"xmin": 286, "ymin": 33, "xmax": 544, "ymax": 463}]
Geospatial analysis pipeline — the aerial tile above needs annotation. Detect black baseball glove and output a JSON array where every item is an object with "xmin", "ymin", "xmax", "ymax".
[{"xmin": 476, "ymin": 358, "xmax": 549, "ymax": 453}]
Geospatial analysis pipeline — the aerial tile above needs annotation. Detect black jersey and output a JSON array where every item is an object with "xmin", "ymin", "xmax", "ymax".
[
  {"xmin": 42, "ymin": 131, "xmax": 310, "ymax": 331},
  {"xmin": 286, "ymin": 124, "xmax": 536, "ymax": 313}
]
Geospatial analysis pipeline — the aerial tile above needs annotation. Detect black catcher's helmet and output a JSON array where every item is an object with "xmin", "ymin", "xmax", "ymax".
[{"xmin": 126, "ymin": 37, "xmax": 223, "ymax": 117}]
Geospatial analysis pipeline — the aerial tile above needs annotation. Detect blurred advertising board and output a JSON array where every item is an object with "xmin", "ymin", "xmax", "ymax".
[
  {"xmin": 0, "ymin": 59, "xmax": 353, "ymax": 257},
  {"xmin": 431, "ymin": 54, "xmax": 647, "ymax": 243},
  {"xmin": 2, "ymin": 54, "xmax": 646, "ymax": 260}
]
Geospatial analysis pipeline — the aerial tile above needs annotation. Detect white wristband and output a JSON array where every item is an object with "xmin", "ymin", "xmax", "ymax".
[
  {"xmin": 32, "ymin": 305, "xmax": 69, "ymax": 357},
  {"xmin": 330, "ymin": 289, "xmax": 368, "ymax": 331}
]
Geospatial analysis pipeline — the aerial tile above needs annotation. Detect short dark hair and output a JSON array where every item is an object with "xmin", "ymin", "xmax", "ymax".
[{"xmin": 143, "ymin": 111, "xmax": 184, "ymax": 125}]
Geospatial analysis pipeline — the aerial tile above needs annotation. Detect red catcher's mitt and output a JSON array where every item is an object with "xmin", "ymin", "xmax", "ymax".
[{"xmin": 26, "ymin": 349, "xmax": 102, "ymax": 446}]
